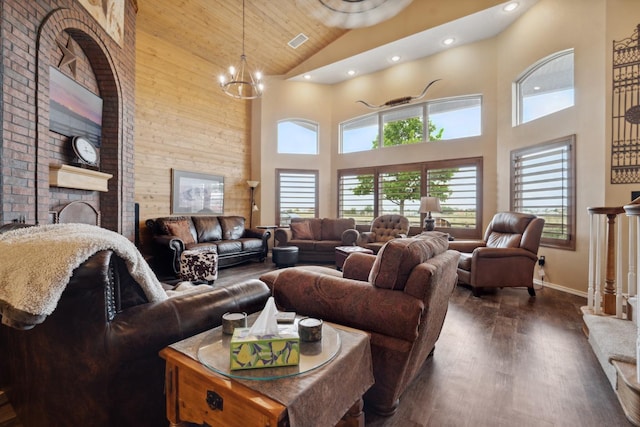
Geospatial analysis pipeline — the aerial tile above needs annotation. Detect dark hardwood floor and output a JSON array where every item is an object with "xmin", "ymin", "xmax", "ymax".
[
  {"xmin": 217, "ymin": 259, "xmax": 632, "ymax": 427},
  {"xmin": 1, "ymin": 259, "xmax": 632, "ymax": 426}
]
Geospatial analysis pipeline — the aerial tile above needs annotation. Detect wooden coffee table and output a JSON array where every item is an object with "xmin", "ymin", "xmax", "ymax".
[{"xmin": 160, "ymin": 316, "xmax": 373, "ymax": 427}]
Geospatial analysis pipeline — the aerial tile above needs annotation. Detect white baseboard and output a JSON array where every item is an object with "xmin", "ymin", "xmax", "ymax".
[{"xmin": 534, "ymin": 278, "xmax": 587, "ymax": 298}]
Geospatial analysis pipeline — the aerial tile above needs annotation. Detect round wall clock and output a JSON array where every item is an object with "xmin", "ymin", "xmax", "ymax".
[{"xmin": 71, "ymin": 136, "xmax": 99, "ymax": 166}]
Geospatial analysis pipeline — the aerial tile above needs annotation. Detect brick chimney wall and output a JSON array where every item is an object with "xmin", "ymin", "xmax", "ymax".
[{"xmin": 1, "ymin": 0, "xmax": 137, "ymax": 240}]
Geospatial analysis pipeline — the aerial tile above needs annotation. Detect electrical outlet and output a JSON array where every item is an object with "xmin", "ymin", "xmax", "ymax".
[{"xmin": 538, "ymin": 256, "xmax": 545, "ymax": 266}]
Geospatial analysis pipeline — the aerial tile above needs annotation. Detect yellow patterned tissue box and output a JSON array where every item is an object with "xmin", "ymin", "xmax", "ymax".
[
  {"xmin": 230, "ymin": 325, "xmax": 300, "ymax": 371},
  {"xmin": 229, "ymin": 325, "xmax": 300, "ymax": 370}
]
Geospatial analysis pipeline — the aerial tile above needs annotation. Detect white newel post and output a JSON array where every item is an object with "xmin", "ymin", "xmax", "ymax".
[
  {"xmin": 617, "ymin": 212, "xmax": 624, "ymax": 318},
  {"xmin": 630, "ymin": 217, "xmax": 637, "ymax": 300},
  {"xmin": 595, "ymin": 212, "xmax": 602, "ymax": 314},
  {"xmin": 623, "ymin": 203, "xmax": 640, "ymax": 383}
]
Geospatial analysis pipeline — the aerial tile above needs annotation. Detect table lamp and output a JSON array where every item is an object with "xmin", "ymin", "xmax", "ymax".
[{"xmin": 420, "ymin": 196, "xmax": 441, "ymax": 231}]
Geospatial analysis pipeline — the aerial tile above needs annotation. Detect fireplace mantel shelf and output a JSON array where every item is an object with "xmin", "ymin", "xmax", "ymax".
[{"xmin": 49, "ymin": 164, "xmax": 112, "ymax": 192}]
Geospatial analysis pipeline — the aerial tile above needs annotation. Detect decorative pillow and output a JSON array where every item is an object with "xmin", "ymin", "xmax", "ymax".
[
  {"xmin": 368, "ymin": 235, "xmax": 448, "ymax": 291},
  {"xmin": 166, "ymin": 220, "xmax": 195, "ymax": 244},
  {"xmin": 290, "ymin": 221, "xmax": 314, "ymax": 240}
]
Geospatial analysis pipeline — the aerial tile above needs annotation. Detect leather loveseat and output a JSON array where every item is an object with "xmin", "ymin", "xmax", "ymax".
[
  {"xmin": 274, "ymin": 217, "xmax": 359, "ymax": 263},
  {"xmin": 260, "ymin": 232, "xmax": 459, "ymax": 415},
  {"xmin": 146, "ymin": 215, "xmax": 270, "ymax": 276},
  {"xmin": 0, "ymin": 244, "xmax": 270, "ymax": 427}
]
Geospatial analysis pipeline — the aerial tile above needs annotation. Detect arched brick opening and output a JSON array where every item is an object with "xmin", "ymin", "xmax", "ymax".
[{"xmin": 35, "ymin": 8, "xmax": 124, "ymax": 233}]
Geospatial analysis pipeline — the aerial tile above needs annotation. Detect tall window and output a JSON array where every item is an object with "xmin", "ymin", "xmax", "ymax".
[
  {"xmin": 338, "ymin": 157, "xmax": 483, "ymax": 238},
  {"xmin": 511, "ymin": 135, "xmax": 576, "ymax": 250},
  {"xmin": 428, "ymin": 96, "xmax": 481, "ymax": 140},
  {"xmin": 338, "ymin": 172, "xmax": 375, "ymax": 224},
  {"xmin": 340, "ymin": 95, "xmax": 482, "ymax": 153},
  {"xmin": 381, "ymin": 105, "xmax": 424, "ymax": 147},
  {"xmin": 427, "ymin": 161, "xmax": 481, "ymax": 234},
  {"xmin": 276, "ymin": 169, "xmax": 318, "ymax": 226},
  {"xmin": 277, "ymin": 119, "xmax": 319, "ymax": 154},
  {"xmin": 379, "ymin": 166, "xmax": 422, "ymax": 224},
  {"xmin": 515, "ymin": 49, "xmax": 574, "ymax": 125},
  {"xmin": 341, "ymin": 115, "xmax": 378, "ymax": 154}
]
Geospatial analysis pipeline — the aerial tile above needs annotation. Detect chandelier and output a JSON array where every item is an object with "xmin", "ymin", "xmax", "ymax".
[{"xmin": 219, "ymin": 0, "xmax": 264, "ymax": 99}]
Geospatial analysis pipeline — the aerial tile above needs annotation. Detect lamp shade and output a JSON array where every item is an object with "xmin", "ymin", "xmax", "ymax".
[
  {"xmin": 419, "ymin": 197, "xmax": 441, "ymax": 213},
  {"xmin": 247, "ymin": 180, "xmax": 260, "ymax": 188}
]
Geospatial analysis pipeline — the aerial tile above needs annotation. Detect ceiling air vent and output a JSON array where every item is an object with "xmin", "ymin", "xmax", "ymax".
[{"xmin": 288, "ymin": 33, "xmax": 309, "ymax": 49}]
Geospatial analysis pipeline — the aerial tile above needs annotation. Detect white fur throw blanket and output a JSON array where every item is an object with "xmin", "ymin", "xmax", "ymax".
[{"xmin": 0, "ymin": 223, "xmax": 167, "ymax": 329}]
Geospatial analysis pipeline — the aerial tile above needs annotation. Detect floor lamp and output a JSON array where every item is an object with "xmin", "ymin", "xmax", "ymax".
[{"xmin": 247, "ymin": 180, "xmax": 259, "ymax": 228}]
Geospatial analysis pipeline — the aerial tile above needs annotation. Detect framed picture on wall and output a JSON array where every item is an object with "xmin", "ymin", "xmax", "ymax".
[
  {"xmin": 171, "ymin": 170, "xmax": 224, "ymax": 215},
  {"xmin": 49, "ymin": 67, "xmax": 103, "ymax": 146}
]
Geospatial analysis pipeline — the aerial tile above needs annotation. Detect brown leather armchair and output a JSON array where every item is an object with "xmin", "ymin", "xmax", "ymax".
[
  {"xmin": 449, "ymin": 212, "xmax": 545, "ymax": 297},
  {"xmin": 260, "ymin": 233, "xmax": 460, "ymax": 415},
  {"xmin": 0, "ymin": 249, "xmax": 270, "ymax": 427},
  {"xmin": 356, "ymin": 214, "xmax": 410, "ymax": 253}
]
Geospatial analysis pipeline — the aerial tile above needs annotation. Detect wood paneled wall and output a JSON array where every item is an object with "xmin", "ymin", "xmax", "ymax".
[{"xmin": 134, "ymin": 29, "xmax": 253, "ymax": 250}]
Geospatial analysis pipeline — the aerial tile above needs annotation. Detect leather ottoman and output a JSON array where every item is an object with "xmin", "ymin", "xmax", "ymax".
[
  {"xmin": 179, "ymin": 249, "xmax": 218, "ymax": 283},
  {"xmin": 272, "ymin": 246, "xmax": 299, "ymax": 268}
]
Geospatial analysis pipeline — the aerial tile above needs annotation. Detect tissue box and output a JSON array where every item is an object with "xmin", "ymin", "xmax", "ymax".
[{"xmin": 229, "ymin": 325, "xmax": 300, "ymax": 370}]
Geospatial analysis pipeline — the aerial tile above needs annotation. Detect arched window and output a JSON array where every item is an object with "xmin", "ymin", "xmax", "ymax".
[
  {"xmin": 277, "ymin": 119, "xmax": 319, "ymax": 154},
  {"xmin": 515, "ymin": 49, "xmax": 574, "ymax": 125}
]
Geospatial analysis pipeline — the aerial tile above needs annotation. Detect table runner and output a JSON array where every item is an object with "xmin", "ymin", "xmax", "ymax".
[{"xmin": 170, "ymin": 320, "xmax": 374, "ymax": 427}]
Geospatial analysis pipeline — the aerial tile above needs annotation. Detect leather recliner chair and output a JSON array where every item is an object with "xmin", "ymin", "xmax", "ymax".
[
  {"xmin": 448, "ymin": 211, "xmax": 545, "ymax": 297},
  {"xmin": 0, "ymin": 248, "xmax": 270, "ymax": 427},
  {"xmin": 260, "ymin": 232, "xmax": 460, "ymax": 416}
]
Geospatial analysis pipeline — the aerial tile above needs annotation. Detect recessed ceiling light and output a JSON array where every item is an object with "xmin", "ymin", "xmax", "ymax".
[
  {"xmin": 533, "ymin": 86, "xmax": 541, "ymax": 91},
  {"xmin": 303, "ymin": 74, "xmax": 312, "ymax": 80},
  {"xmin": 503, "ymin": 2, "xmax": 519, "ymax": 12},
  {"xmin": 347, "ymin": 70, "xmax": 356, "ymax": 76},
  {"xmin": 391, "ymin": 55, "xmax": 401, "ymax": 62},
  {"xmin": 443, "ymin": 37, "xmax": 455, "ymax": 46}
]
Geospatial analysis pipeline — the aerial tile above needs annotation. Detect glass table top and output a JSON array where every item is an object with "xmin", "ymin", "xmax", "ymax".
[{"xmin": 197, "ymin": 319, "xmax": 341, "ymax": 381}]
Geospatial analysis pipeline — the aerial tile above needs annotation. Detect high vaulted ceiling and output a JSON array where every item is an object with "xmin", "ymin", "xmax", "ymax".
[{"xmin": 136, "ymin": 0, "xmax": 532, "ymax": 85}]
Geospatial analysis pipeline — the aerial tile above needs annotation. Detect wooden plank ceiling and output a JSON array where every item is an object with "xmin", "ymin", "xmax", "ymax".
[{"xmin": 135, "ymin": 0, "xmax": 348, "ymax": 77}]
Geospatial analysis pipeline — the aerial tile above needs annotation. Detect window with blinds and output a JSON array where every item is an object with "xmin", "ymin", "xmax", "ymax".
[
  {"xmin": 338, "ymin": 157, "xmax": 483, "ymax": 238},
  {"xmin": 338, "ymin": 173, "xmax": 375, "ymax": 225},
  {"xmin": 276, "ymin": 170, "xmax": 319, "ymax": 226},
  {"xmin": 511, "ymin": 135, "xmax": 575, "ymax": 250},
  {"xmin": 427, "ymin": 164, "xmax": 480, "ymax": 231},
  {"xmin": 379, "ymin": 169, "xmax": 421, "ymax": 223}
]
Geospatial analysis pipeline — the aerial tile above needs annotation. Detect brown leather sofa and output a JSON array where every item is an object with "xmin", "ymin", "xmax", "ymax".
[
  {"xmin": 146, "ymin": 215, "xmax": 270, "ymax": 276},
  {"xmin": 274, "ymin": 217, "xmax": 358, "ymax": 263},
  {"xmin": 356, "ymin": 214, "xmax": 410, "ymax": 253},
  {"xmin": 260, "ymin": 232, "xmax": 460, "ymax": 415},
  {"xmin": 0, "ymin": 247, "xmax": 270, "ymax": 427},
  {"xmin": 448, "ymin": 211, "xmax": 545, "ymax": 297}
]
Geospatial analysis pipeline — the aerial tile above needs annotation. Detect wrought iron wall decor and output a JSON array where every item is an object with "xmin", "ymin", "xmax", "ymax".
[{"xmin": 612, "ymin": 24, "xmax": 640, "ymax": 183}]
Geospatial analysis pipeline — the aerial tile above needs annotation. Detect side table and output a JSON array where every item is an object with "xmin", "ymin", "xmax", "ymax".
[
  {"xmin": 335, "ymin": 246, "xmax": 374, "ymax": 271},
  {"xmin": 160, "ymin": 316, "xmax": 374, "ymax": 427}
]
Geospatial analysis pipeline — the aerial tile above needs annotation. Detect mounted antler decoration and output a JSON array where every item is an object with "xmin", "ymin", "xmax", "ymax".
[{"xmin": 356, "ymin": 79, "xmax": 441, "ymax": 109}]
